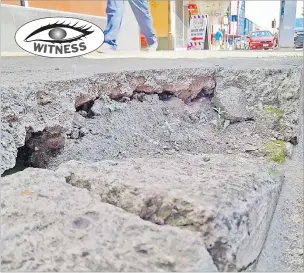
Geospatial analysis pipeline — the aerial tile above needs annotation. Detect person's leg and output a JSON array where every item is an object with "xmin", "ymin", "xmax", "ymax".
[
  {"xmin": 103, "ymin": 0, "xmax": 125, "ymax": 50},
  {"xmin": 215, "ymin": 40, "xmax": 220, "ymax": 50},
  {"xmin": 128, "ymin": 0, "xmax": 158, "ymax": 48}
]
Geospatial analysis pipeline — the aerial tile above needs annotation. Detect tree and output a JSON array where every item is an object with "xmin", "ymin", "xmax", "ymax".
[{"xmin": 225, "ymin": 9, "xmax": 229, "ymax": 17}]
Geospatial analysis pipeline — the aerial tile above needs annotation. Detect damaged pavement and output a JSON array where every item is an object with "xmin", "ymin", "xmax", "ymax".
[{"xmin": 1, "ymin": 57, "xmax": 303, "ymax": 271}]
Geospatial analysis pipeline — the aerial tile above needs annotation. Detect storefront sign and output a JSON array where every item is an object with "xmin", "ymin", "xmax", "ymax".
[{"xmin": 187, "ymin": 14, "xmax": 210, "ymax": 50}]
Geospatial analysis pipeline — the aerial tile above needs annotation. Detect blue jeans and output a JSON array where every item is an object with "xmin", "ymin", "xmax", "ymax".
[{"xmin": 104, "ymin": 0, "xmax": 157, "ymax": 50}]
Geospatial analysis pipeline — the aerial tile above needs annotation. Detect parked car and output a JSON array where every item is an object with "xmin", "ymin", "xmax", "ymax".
[
  {"xmin": 234, "ymin": 38, "xmax": 241, "ymax": 49},
  {"xmin": 295, "ymin": 34, "xmax": 304, "ymax": 48},
  {"xmin": 234, "ymin": 36, "xmax": 250, "ymax": 50},
  {"xmin": 247, "ymin": 30, "xmax": 276, "ymax": 50},
  {"xmin": 295, "ymin": 18, "xmax": 304, "ymax": 36}
]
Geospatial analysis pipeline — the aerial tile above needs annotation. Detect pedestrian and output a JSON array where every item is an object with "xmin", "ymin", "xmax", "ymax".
[
  {"xmin": 98, "ymin": 0, "xmax": 158, "ymax": 52},
  {"xmin": 215, "ymin": 29, "xmax": 223, "ymax": 50}
]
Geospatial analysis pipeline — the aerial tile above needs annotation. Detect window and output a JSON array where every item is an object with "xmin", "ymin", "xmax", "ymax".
[
  {"xmin": 251, "ymin": 31, "xmax": 272, "ymax": 38},
  {"xmin": 296, "ymin": 18, "xmax": 303, "ymax": 29}
]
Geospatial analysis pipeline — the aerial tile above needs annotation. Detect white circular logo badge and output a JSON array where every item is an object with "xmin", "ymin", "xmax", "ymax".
[{"xmin": 15, "ymin": 17, "xmax": 105, "ymax": 58}]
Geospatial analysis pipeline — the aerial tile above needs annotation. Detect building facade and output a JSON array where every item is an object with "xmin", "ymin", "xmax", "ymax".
[
  {"xmin": 2, "ymin": 0, "xmax": 108, "ymax": 17},
  {"xmin": 4, "ymin": 0, "xmax": 252, "ymax": 49},
  {"xmin": 238, "ymin": 0, "xmax": 245, "ymax": 35},
  {"xmin": 3, "ymin": 0, "xmax": 171, "ymax": 49},
  {"xmin": 227, "ymin": 0, "xmax": 259, "ymax": 35},
  {"xmin": 243, "ymin": 18, "xmax": 260, "ymax": 35}
]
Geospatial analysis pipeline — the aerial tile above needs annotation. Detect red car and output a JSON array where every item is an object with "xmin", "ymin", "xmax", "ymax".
[{"xmin": 247, "ymin": 30, "xmax": 277, "ymax": 50}]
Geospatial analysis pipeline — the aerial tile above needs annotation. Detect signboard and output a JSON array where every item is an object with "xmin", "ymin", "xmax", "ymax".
[
  {"xmin": 187, "ymin": 14, "xmax": 211, "ymax": 50},
  {"xmin": 232, "ymin": 15, "xmax": 238, "ymax": 22}
]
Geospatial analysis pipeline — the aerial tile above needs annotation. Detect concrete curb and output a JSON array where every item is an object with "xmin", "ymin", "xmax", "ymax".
[
  {"xmin": 2, "ymin": 50, "xmax": 302, "ymax": 59},
  {"xmin": 82, "ymin": 50, "xmax": 303, "ymax": 60}
]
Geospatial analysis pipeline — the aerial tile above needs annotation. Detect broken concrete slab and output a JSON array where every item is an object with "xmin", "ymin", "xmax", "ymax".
[
  {"xmin": 0, "ymin": 67, "xmax": 216, "ymax": 174},
  {"xmin": 1, "ymin": 123, "xmax": 20, "ymax": 172},
  {"xmin": 1, "ymin": 168, "xmax": 217, "ymax": 272},
  {"xmin": 212, "ymin": 86, "xmax": 253, "ymax": 122},
  {"xmin": 56, "ymin": 153, "xmax": 284, "ymax": 271},
  {"xmin": 215, "ymin": 68, "xmax": 302, "ymax": 143},
  {"xmin": 1, "ymin": 58, "xmax": 302, "ymax": 174},
  {"xmin": 1, "ymin": 57, "xmax": 303, "ymax": 272}
]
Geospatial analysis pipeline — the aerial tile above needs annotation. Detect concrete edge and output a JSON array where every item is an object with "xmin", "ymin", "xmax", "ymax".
[
  {"xmin": 82, "ymin": 51, "xmax": 304, "ymax": 60},
  {"xmin": 2, "ymin": 51, "xmax": 302, "ymax": 59}
]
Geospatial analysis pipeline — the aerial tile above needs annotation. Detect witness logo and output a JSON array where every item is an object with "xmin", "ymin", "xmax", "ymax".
[{"xmin": 15, "ymin": 17, "xmax": 104, "ymax": 58}]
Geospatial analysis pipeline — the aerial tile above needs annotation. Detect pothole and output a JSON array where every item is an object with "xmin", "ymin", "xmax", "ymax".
[
  {"xmin": 26, "ymin": 127, "xmax": 66, "ymax": 168},
  {"xmin": 47, "ymin": 91, "xmax": 267, "ymax": 170},
  {"xmin": 1, "ymin": 66, "xmax": 302, "ymax": 272},
  {"xmin": 2, "ymin": 126, "xmax": 67, "ymax": 176},
  {"xmin": 1, "ymin": 146, "xmax": 32, "ymax": 176}
]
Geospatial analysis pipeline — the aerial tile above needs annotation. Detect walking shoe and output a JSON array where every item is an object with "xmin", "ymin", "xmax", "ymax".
[
  {"xmin": 96, "ymin": 42, "xmax": 115, "ymax": 53},
  {"xmin": 147, "ymin": 42, "xmax": 158, "ymax": 52}
]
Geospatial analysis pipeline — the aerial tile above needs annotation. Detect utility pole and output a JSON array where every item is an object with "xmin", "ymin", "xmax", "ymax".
[
  {"xmin": 278, "ymin": 0, "xmax": 297, "ymax": 48},
  {"xmin": 228, "ymin": 1, "xmax": 232, "ymax": 34},
  {"xmin": 223, "ymin": 14, "xmax": 229, "ymax": 49},
  {"xmin": 236, "ymin": 0, "xmax": 240, "ymax": 35},
  {"xmin": 168, "ymin": 0, "xmax": 176, "ymax": 51}
]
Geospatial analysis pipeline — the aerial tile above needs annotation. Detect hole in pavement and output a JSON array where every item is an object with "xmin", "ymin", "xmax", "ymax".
[
  {"xmin": 1, "ymin": 145, "xmax": 33, "ymax": 177},
  {"xmin": 192, "ymin": 89, "xmax": 215, "ymax": 103},
  {"xmin": 76, "ymin": 100, "xmax": 94, "ymax": 113},
  {"xmin": 2, "ymin": 126, "xmax": 66, "ymax": 177},
  {"xmin": 158, "ymin": 91, "xmax": 175, "ymax": 101}
]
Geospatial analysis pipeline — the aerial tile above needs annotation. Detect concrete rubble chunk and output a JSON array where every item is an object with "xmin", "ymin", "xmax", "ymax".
[
  {"xmin": 1, "ymin": 168, "xmax": 217, "ymax": 272},
  {"xmin": 162, "ymin": 75, "xmax": 216, "ymax": 102},
  {"xmin": 25, "ymin": 126, "xmax": 67, "ymax": 168},
  {"xmin": 215, "ymin": 69, "xmax": 302, "ymax": 142},
  {"xmin": 0, "ymin": 124, "xmax": 19, "ymax": 173},
  {"xmin": 212, "ymin": 86, "xmax": 253, "ymax": 122},
  {"xmin": 75, "ymin": 93, "xmax": 93, "ymax": 109},
  {"xmin": 72, "ymin": 112, "xmax": 86, "ymax": 128},
  {"xmin": 56, "ymin": 154, "xmax": 284, "ymax": 271}
]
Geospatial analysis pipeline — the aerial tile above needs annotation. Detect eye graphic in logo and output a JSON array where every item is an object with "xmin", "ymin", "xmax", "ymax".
[{"xmin": 24, "ymin": 21, "xmax": 95, "ymax": 44}]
